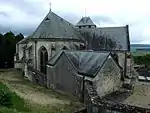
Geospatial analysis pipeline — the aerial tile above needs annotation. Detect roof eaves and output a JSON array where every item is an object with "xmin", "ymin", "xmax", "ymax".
[{"xmin": 17, "ymin": 38, "xmax": 28, "ymax": 44}]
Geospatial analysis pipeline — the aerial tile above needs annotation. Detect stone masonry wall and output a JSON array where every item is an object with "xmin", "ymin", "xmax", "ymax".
[{"xmin": 93, "ymin": 57, "xmax": 122, "ymax": 98}]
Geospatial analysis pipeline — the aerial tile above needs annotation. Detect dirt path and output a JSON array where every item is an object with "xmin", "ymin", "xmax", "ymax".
[
  {"xmin": 0, "ymin": 70, "xmax": 70, "ymax": 106},
  {"xmin": 123, "ymin": 82, "xmax": 150, "ymax": 108}
]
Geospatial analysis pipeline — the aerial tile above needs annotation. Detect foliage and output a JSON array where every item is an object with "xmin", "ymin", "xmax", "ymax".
[
  {"xmin": 133, "ymin": 54, "xmax": 150, "ymax": 67},
  {"xmin": 0, "ymin": 89, "xmax": 12, "ymax": 107},
  {"xmin": 0, "ymin": 31, "xmax": 24, "ymax": 68},
  {"xmin": 0, "ymin": 82, "xmax": 30, "ymax": 112},
  {"xmin": 0, "ymin": 107, "xmax": 19, "ymax": 113}
]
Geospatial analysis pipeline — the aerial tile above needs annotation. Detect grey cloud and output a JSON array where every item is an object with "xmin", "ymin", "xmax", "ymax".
[
  {"xmin": 0, "ymin": 0, "xmax": 148, "ymax": 44},
  {"xmin": 58, "ymin": 12, "xmax": 80, "ymax": 24},
  {"xmin": 0, "ymin": 11, "xmax": 9, "ymax": 17},
  {"xmin": 58, "ymin": 13, "xmax": 115, "ymax": 26},
  {"xmin": 0, "ymin": 25, "xmax": 35, "ymax": 36},
  {"xmin": 0, "ymin": 0, "xmax": 46, "ymax": 17},
  {"xmin": 92, "ymin": 15, "xmax": 115, "ymax": 24}
]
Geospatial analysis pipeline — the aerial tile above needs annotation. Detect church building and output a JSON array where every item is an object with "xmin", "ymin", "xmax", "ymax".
[
  {"xmin": 14, "ymin": 6, "xmax": 134, "ymax": 98},
  {"xmin": 13, "ymin": 7, "xmax": 139, "ymax": 112}
]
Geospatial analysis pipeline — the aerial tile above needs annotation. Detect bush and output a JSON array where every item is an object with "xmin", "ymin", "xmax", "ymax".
[
  {"xmin": 0, "ymin": 82, "xmax": 30, "ymax": 112},
  {"xmin": 0, "ymin": 89, "xmax": 12, "ymax": 107},
  {"xmin": 0, "ymin": 107, "xmax": 18, "ymax": 113}
]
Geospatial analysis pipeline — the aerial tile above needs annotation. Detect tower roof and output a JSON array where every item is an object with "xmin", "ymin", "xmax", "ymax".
[
  {"xmin": 29, "ymin": 11, "xmax": 84, "ymax": 41},
  {"xmin": 75, "ymin": 17, "xmax": 96, "ymax": 27}
]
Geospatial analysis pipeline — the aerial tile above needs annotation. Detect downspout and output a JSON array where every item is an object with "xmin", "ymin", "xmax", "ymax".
[
  {"xmin": 17, "ymin": 43, "xmax": 19, "ymax": 53},
  {"xmin": 126, "ymin": 25, "xmax": 130, "ymax": 52},
  {"xmin": 35, "ymin": 40, "xmax": 37, "ymax": 69},
  {"xmin": 82, "ymin": 74, "xmax": 85, "ymax": 102},
  {"xmin": 124, "ymin": 51, "xmax": 127, "ymax": 78},
  {"xmin": 124, "ymin": 25, "xmax": 130, "ymax": 78}
]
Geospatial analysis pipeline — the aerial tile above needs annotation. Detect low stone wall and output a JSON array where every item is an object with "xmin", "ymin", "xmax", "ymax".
[
  {"xmin": 27, "ymin": 66, "xmax": 47, "ymax": 87},
  {"xmin": 85, "ymin": 81, "xmax": 150, "ymax": 113}
]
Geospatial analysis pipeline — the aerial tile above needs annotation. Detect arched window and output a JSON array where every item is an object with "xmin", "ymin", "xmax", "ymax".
[{"xmin": 38, "ymin": 46, "xmax": 48, "ymax": 74}]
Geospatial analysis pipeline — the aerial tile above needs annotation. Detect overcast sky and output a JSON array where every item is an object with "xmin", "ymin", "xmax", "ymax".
[{"xmin": 0, "ymin": 0, "xmax": 150, "ymax": 44}]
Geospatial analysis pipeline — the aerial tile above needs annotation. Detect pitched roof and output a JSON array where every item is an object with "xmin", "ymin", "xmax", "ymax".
[
  {"xmin": 17, "ymin": 38, "xmax": 28, "ymax": 44},
  {"xmin": 47, "ymin": 50, "xmax": 111, "ymax": 78},
  {"xmin": 29, "ymin": 11, "xmax": 84, "ymax": 41},
  {"xmin": 78, "ymin": 25, "xmax": 130, "ymax": 51},
  {"xmin": 75, "ymin": 17, "xmax": 96, "ymax": 27}
]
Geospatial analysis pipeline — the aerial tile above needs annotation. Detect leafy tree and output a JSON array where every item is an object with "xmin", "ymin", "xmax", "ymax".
[
  {"xmin": 133, "ymin": 54, "xmax": 150, "ymax": 68},
  {"xmin": 0, "ymin": 32, "xmax": 24, "ymax": 68}
]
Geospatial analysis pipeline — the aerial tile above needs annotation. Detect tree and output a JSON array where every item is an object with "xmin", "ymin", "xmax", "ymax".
[
  {"xmin": 0, "ymin": 32, "xmax": 24, "ymax": 68},
  {"xmin": 133, "ymin": 54, "xmax": 150, "ymax": 69}
]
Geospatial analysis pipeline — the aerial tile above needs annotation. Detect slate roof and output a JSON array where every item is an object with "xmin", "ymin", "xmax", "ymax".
[
  {"xmin": 75, "ymin": 17, "xmax": 96, "ymax": 27},
  {"xmin": 17, "ymin": 38, "xmax": 28, "ymax": 44},
  {"xmin": 47, "ymin": 50, "xmax": 111, "ymax": 78},
  {"xmin": 21, "ymin": 10, "xmax": 130, "ymax": 51},
  {"xmin": 29, "ymin": 11, "xmax": 84, "ymax": 41},
  {"xmin": 78, "ymin": 25, "xmax": 130, "ymax": 51}
]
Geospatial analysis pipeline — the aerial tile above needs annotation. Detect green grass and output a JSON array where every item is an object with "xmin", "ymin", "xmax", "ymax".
[{"xmin": 0, "ymin": 82, "xmax": 30, "ymax": 112}]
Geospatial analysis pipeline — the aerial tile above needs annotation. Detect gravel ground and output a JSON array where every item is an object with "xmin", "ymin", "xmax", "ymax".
[{"xmin": 0, "ymin": 70, "xmax": 70, "ymax": 106}]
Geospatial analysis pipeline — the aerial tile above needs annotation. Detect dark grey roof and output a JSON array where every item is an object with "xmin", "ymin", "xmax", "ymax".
[
  {"xmin": 17, "ymin": 38, "xmax": 28, "ymax": 44},
  {"xmin": 78, "ymin": 25, "xmax": 130, "ymax": 51},
  {"xmin": 48, "ymin": 50, "xmax": 111, "ymax": 77},
  {"xmin": 30, "ymin": 11, "xmax": 84, "ymax": 41},
  {"xmin": 75, "ymin": 17, "xmax": 96, "ymax": 27}
]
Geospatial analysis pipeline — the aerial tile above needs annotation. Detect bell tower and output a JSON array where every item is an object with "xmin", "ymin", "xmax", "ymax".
[{"xmin": 75, "ymin": 16, "xmax": 96, "ymax": 29}]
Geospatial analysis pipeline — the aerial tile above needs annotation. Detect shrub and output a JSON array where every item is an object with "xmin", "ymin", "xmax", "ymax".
[
  {"xmin": 0, "ymin": 107, "xmax": 18, "ymax": 113},
  {"xmin": 0, "ymin": 89, "xmax": 12, "ymax": 107}
]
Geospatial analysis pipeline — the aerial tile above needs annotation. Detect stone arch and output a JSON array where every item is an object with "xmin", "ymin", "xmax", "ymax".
[{"xmin": 38, "ymin": 46, "xmax": 48, "ymax": 74}]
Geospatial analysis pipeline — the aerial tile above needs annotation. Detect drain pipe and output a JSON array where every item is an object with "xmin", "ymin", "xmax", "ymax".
[
  {"xmin": 35, "ymin": 40, "xmax": 37, "ymax": 69},
  {"xmin": 124, "ymin": 51, "xmax": 127, "ymax": 78},
  {"xmin": 82, "ymin": 74, "xmax": 85, "ymax": 103}
]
